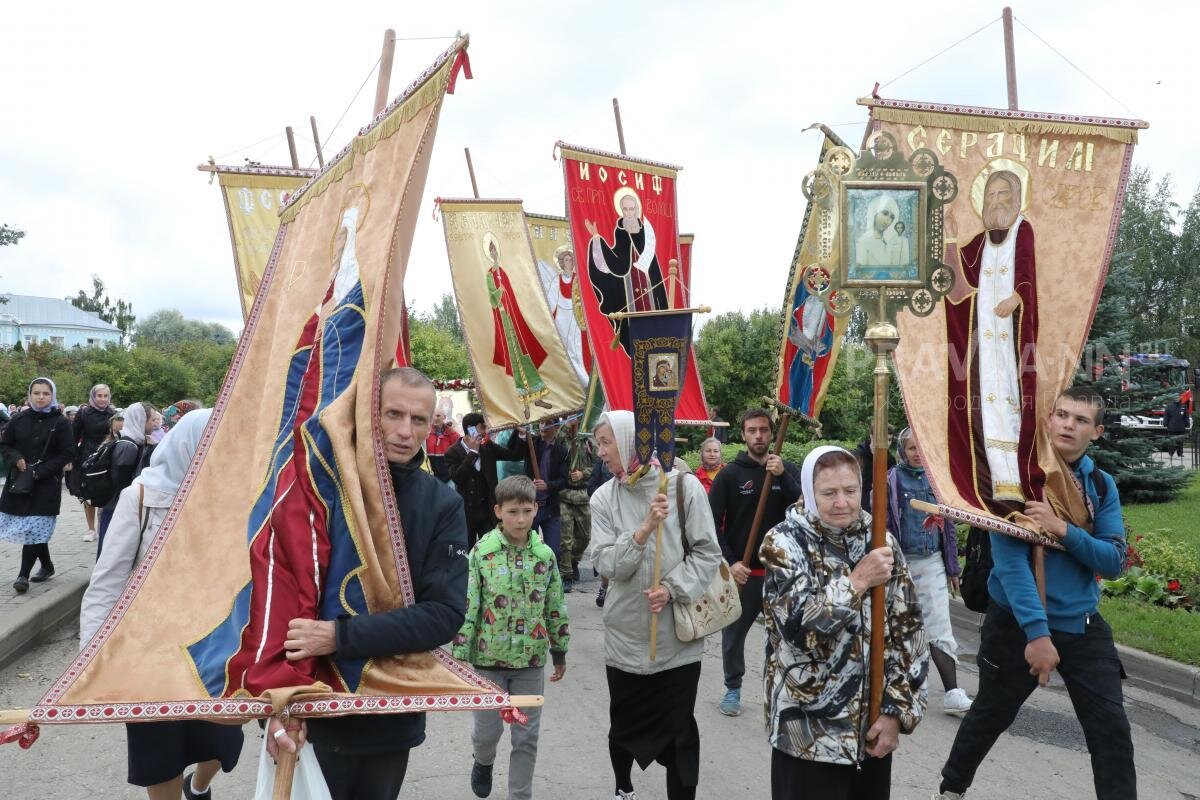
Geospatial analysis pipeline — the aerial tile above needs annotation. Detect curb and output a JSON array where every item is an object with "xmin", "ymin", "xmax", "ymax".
[
  {"xmin": 948, "ymin": 597, "xmax": 1200, "ymax": 708},
  {"xmin": 0, "ymin": 576, "xmax": 87, "ymax": 672}
]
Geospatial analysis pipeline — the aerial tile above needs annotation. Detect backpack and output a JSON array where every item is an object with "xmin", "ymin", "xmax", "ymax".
[
  {"xmin": 78, "ymin": 439, "xmax": 137, "ymax": 507},
  {"xmin": 959, "ymin": 472, "xmax": 1111, "ymax": 613}
]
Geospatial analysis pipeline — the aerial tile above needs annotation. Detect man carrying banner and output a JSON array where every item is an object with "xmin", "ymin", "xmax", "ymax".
[
  {"xmin": 933, "ymin": 387, "xmax": 1134, "ymax": 800},
  {"xmin": 557, "ymin": 416, "xmax": 594, "ymax": 593},
  {"xmin": 267, "ymin": 368, "xmax": 470, "ymax": 800},
  {"xmin": 708, "ymin": 407, "xmax": 802, "ymax": 717}
]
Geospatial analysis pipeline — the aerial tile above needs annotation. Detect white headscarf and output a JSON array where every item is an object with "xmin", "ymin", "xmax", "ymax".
[
  {"xmin": 867, "ymin": 194, "xmax": 901, "ymax": 226},
  {"xmin": 597, "ymin": 410, "xmax": 637, "ymax": 480},
  {"xmin": 121, "ymin": 402, "xmax": 149, "ymax": 445},
  {"xmin": 332, "ymin": 206, "xmax": 361, "ymax": 304},
  {"xmin": 801, "ymin": 445, "xmax": 858, "ymax": 511},
  {"xmin": 135, "ymin": 408, "xmax": 213, "ymax": 498}
]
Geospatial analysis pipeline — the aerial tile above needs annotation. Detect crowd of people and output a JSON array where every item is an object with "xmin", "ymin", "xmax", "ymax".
[{"xmin": 0, "ymin": 370, "xmax": 1136, "ymax": 800}]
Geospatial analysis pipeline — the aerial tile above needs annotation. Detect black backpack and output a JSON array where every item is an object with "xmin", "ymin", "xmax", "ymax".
[
  {"xmin": 959, "ymin": 473, "xmax": 1111, "ymax": 613},
  {"xmin": 78, "ymin": 440, "xmax": 129, "ymax": 507}
]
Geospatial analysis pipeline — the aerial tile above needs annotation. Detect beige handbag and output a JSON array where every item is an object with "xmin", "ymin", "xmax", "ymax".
[{"xmin": 671, "ymin": 473, "xmax": 742, "ymax": 642}]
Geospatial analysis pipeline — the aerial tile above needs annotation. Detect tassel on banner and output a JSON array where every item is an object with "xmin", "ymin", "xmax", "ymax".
[
  {"xmin": 0, "ymin": 723, "xmax": 40, "ymax": 749},
  {"xmin": 500, "ymin": 706, "xmax": 529, "ymax": 726},
  {"xmin": 432, "ymin": 197, "xmax": 442, "ymax": 221},
  {"xmin": 447, "ymin": 48, "xmax": 472, "ymax": 94}
]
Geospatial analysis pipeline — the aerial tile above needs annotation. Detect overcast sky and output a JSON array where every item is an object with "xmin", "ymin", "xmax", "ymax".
[{"xmin": 0, "ymin": 1, "xmax": 1193, "ymax": 335}]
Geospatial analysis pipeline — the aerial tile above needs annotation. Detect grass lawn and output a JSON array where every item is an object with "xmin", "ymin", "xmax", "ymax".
[
  {"xmin": 1101, "ymin": 595, "xmax": 1200, "ymax": 665},
  {"xmin": 1122, "ymin": 473, "xmax": 1200, "ymax": 557}
]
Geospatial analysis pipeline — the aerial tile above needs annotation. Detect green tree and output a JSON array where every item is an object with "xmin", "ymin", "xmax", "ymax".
[
  {"xmin": 407, "ymin": 312, "xmax": 472, "ymax": 381},
  {"xmin": 137, "ymin": 309, "xmax": 235, "ymax": 348},
  {"xmin": 68, "ymin": 275, "xmax": 136, "ymax": 340},
  {"xmin": 427, "ymin": 293, "xmax": 464, "ymax": 343},
  {"xmin": 694, "ymin": 308, "xmax": 779, "ymax": 440},
  {"xmin": 0, "ymin": 224, "xmax": 23, "ymax": 305}
]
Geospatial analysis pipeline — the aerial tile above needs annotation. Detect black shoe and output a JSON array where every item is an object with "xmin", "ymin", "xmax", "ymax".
[
  {"xmin": 182, "ymin": 772, "xmax": 211, "ymax": 799},
  {"xmin": 563, "ymin": 580, "xmax": 574, "ymax": 594},
  {"xmin": 30, "ymin": 567, "xmax": 55, "ymax": 583},
  {"xmin": 596, "ymin": 584, "xmax": 607, "ymax": 607},
  {"xmin": 470, "ymin": 759, "xmax": 493, "ymax": 798},
  {"xmin": 572, "ymin": 560, "xmax": 581, "ymax": 582},
  {"xmin": 13, "ymin": 577, "xmax": 29, "ymax": 594}
]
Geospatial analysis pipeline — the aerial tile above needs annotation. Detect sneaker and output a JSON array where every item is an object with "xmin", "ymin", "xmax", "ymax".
[
  {"xmin": 563, "ymin": 579, "xmax": 575, "ymax": 594},
  {"xmin": 470, "ymin": 759, "xmax": 493, "ymax": 798},
  {"xmin": 30, "ymin": 566, "xmax": 55, "ymax": 583},
  {"xmin": 596, "ymin": 584, "xmax": 607, "ymax": 607},
  {"xmin": 613, "ymin": 791, "xmax": 639, "ymax": 800},
  {"xmin": 943, "ymin": 688, "xmax": 972, "ymax": 717},
  {"xmin": 182, "ymin": 772, "xmax": 211, "ymax": 799},
  {"xmin": 82, "ymin": 529, "xmax": 96, "ymax": 543},
  {"xmin": 13, "ymin": 577, "xmax": 29, "ymax": 594},
  {"xmin": 719, "ymin": 687, "xmax": 741, "ymax": 717}
]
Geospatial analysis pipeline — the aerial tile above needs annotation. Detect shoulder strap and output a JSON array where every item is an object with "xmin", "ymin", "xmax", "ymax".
[{"xmin": 676, "ymin": 472, "xmax": 691, "ymax": 556}]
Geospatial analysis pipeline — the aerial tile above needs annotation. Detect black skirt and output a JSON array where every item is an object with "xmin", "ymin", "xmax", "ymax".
[
  {"xmin": 125, "ymin": 720, "xmax": 244, "ymax": 787},
  {"xmin": 606, "ymin": 661, "xmax": 701, "ymax": 786}
]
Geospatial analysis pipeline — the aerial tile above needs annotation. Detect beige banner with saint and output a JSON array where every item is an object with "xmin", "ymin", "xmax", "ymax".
[{"xmin": 441, "ymin": 200, "xmax": 585, "ymax": 428}]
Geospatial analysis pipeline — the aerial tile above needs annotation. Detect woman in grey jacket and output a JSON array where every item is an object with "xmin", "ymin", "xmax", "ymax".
[{"xmin": 589, "ymin": 410, "xmax": 722, "ymax": 800}]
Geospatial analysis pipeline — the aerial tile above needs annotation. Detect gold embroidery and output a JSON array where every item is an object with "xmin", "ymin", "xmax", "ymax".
[
  {"xmin": 992, "ymin": 481, "xmax": 1025, "ymax": 501},
  {"xmin": 986, "ymin": 392, "xmax": 997, "ymax": 402},
  {"xmin": 985, "ymin": 437, "xmax": 1019, "ymax": 453}
]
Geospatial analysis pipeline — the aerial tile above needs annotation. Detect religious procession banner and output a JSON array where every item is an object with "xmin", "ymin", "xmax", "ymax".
[
  {"xmin": 210, "ymin": 164, "xmax": 315, "ymax": 319},
  {"xmin": 18, "ymin": 39, "xmax": 507, "ymax": 731},
  {"xmin": 558, "ymin": 143, "xmax": 712, "ymax": 424},
  {"xmin": 775, "ymin": 131, "xmax": 851, "ymax": 418},
  {"xmin": 861, "ymin": 96, "xmax": 1146, "ymax": 523},
  {"xmin": 440, "ymin": 199, "xmax": 585, "ymax": 429},
  {"xmin": 629, "ymin": 309, "xmax": 695, "ymax": 470},
  {"xmin": 528, "ymin": 212, "xmax": 591, "ymax": 390}
]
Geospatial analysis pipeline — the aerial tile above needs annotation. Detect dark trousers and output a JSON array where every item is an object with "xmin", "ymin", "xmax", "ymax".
[
  {"xmin": 534, "ymin": 508, "xmax": 562, "ymax": 562},
  {"xmin": 314, "ymin": 746, "xmax": 410, "ymax": 800},
  {"xmin": 721, "ymin": 574, "xmax": 764, "ymax": 690},
  {"xmin": 940, "ymin": 603, "xmax": 1136, "ymax": 799},
  {"xmin": 771, "ymin": 749, "xmax": 891, "ymax": 800}
]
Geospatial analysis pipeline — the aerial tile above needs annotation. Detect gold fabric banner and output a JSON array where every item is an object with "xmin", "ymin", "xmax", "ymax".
[
  {"xmin": 442, "ymin": 200, "xmax": 585, "ymax": 428},
  {"xmin": 527, "ymin": 212, "xmax": 590, "ymax": 389},
  {"xmin": 31, "ymin": 39, "xmax": 501, "ymax": 725},
  {"xmin": 217, "ymin": 170, "xmax": 312, "ymax": 319},
  {"xmin": 864, "ymin": 98, "xmax": 1146, "ymax": 522}
]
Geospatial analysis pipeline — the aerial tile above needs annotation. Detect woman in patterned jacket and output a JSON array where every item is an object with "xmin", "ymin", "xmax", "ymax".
[{"xmin": 760, "ymin": 445, "xmax": 928, "ymax": 799}]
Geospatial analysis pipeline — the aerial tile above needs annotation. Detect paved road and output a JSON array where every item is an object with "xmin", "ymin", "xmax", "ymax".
[{"xmin": 2, "ymin": 573, "xmax": 1198, "ymax": 799}]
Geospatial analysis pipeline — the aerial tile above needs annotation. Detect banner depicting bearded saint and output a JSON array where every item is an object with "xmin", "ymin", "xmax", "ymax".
[
  {"xmin": 558, "ymin": 143, "xmax": 712, "ymax": 424},
  {"xmin": 861, "ymin": 97, "xmax": 1147, "ymax": 525},
  {"xmin": 440, "ymin": 199, "xmax": 585, "ymax": 429}
]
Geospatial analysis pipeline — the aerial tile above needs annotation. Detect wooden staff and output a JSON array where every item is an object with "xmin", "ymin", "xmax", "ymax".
[
  {"xmin": 309, "ymin": 116, "xmax": 325, "ymax": 168},
  {"xmin": 649, "ymin": 469, "xmax": 669, "ymax": 661},
  {"xmin": 525, "ymin": 427, "xmax": 542, "ymax": 482},
  {"xmin": 740, "ymin": 397, "xmax": 820, "ymax": 568},
  {"xmin": 464, "ymin": 147, "xmax": 480, "ymax": 199},
  {"xmin": 373, "ymin": 29, "xmax": 397, "ymax": 116},
  {"xmin": 271, "ymin": 724, "xmax": 301, "ymax": 800}
]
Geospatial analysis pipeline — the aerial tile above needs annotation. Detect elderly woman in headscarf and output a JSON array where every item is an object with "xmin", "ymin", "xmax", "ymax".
[
  {"xmin": 760, "ymin": 445, "xmax": 928, "ymax": 800},
  {"xmin": 0, "ymin": 378, "xmax": 75, "ymax": 593},
  {"xmin": 589, "ymin": 410, "xmax": 722, "ymax": 800},
  {"xmin": 884, "ymin": 427, "xmax": 972, "ymax": 717},
  {"xmin": 72, "ymin": 383, "xmax": 117, "ymax": 542},
  {"xmin": 80, "ymin": 409, "xmax": 243, "ymax": 800},
  {"xmin": 96, "ymin": 400, "xmax": 159, "ymax": 555}
]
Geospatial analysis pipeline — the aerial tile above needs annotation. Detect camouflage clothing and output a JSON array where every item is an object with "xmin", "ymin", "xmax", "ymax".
[
  {"xmin": 760, "ymin": 503, "xmax": 928, "ymax": 765},
  {"xmin": 453, "ymin": 529, "xmax": 570, "ymax": 668},
  {"xmin": 557, "ymin": 427, "xmax": 595, "ymax": 575}
]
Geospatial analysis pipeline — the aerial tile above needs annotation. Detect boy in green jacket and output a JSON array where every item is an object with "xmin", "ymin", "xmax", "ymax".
[{"xmin": 453, "ymin": 475, "xmax": 570, "ymax": 800}]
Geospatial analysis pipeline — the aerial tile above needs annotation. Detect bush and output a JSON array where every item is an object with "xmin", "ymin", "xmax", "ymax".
[{"xmin": 1135, "ymin": 530, "xmax": 1200, "ymax": 585}]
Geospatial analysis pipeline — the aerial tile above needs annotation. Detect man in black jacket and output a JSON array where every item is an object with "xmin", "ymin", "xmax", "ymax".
[
  {"xmin": 268, "ymin": 367, "xmax": 469, "ymax": 800},
  {"xmin": 445, "ymin": 412, "xmax": 528, "ymax": 546},
  {"xmin": 708, "ymin": 407, "xmax": 802, "ymax": 717},
  {"xmin": 522, "ymin": 419, "xmax": 568, "ymax": 562}
]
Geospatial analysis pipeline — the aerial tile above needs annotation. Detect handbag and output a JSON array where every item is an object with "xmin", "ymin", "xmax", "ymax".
[
  {"xmin": 671, "ymin": 472, "xmax": 742, "ymax": 642},
  {"xmin": 7, "ymin": 424, "xmax": 53, "ymax": 496}
]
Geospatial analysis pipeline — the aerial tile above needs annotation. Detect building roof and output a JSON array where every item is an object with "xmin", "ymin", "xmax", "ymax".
[{"xmin": 0, "ymin": 294, "xmax": 122, "ymax": 333}]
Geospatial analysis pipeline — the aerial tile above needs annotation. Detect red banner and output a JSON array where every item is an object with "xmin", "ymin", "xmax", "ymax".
[{"xmin": 559, "ymin": 144, "xmax": 710, "ymax": 423}]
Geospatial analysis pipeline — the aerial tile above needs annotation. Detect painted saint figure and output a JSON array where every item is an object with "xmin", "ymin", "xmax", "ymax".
[
  {"xmin": 485, "ymin": 234, "xmax": 552, "ymax": 410},
  {"xmin": 786, "ymin": 291, "xmax": 833, "ymax": 416},
  {"xmin": 538, "ymin": 244, "xmax": 591, "ymax": 387},
  {"xmin": 584, "ymin": 189, "xmax": 669, "ymax": 354},
  {"xmin": 944, "ymin": 168, "xmax": 1040, "ymax": 516}
]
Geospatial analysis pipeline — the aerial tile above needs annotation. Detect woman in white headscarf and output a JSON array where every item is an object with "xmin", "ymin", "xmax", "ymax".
[
  {"xmin": 760, "ymin": 446, "xmax": 928, "ymax": 800},
  {"xmin": 589, "ymin": 410, "xmax": 722, "ymax": 800},
  {"xmin": 855, "ymin": 194, "xmax": 904, "ymax": 268},
  {"xmin": 80, "ymin": 409, "xmax": 243, "ymax": 800},
  {"xmin": 96, "ymin": 401, "xmax": 159, "ymax": 555}
]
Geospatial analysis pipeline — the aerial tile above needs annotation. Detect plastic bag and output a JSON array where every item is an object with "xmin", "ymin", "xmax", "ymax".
[{"xmin": 253, "ymin": 732, "xmax": 333, "ymax": 800}]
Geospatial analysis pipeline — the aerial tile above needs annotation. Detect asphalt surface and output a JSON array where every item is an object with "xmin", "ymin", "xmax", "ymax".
[{"xmin": 2, "ymin": 571, "xmax": 1198, "ymax": 799}]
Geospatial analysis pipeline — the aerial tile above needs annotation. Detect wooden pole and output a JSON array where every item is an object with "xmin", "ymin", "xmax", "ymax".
[
  {"xmin": 285, "ymin": 127, "xmax": 299, "ymax": 170},
  {"xmin": 373, "ymin": 28, "xmax": 397, "ymax": 116},
  {"xmin": 612, "ymin": 98, "xmax": 627, "ymax": 155},
  {"xmin": 526, "ymin": 430, "xmax": 542, "ymax": 481},
  {"xmin": 310, "ymin": 116, "xmax": 325, "ymax": 168},
  {"xmin": 1002, "ymin": 7, "xmax": 1018, "ymax": 110},
  {"xmin": 649, "ymin": 470, "xmax": 669, "ymax": 661},
  {"xmin": 271, "ymin": 729, "xmax": 301, "ymax": 800},
  {"xmin": 465, "ymin": 147, "xmax": 480, "ymax": 199},
  {"xmin": 740, "ymin": 415, "xmax": 792, "ymax": 567}
]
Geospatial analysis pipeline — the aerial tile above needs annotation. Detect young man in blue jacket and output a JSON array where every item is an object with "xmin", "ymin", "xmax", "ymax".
[{"xmin": 934, "ymin": 387, "xmax": 1135, "ymax": 800}]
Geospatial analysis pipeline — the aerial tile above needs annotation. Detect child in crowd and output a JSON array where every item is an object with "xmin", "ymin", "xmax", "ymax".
[{"xmin": 453, "ymin": 475, "xmax": 570, "ymax": 800}]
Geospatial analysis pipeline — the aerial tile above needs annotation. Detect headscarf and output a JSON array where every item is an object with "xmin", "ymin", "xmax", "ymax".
[
  {"xmin": 64, "ymin": 405, "xmax": 79, "ymax": 415},
  {"xmin": 88, "ymin": 384, "xmax": 112, "ymax": 411},
  {"xmin": 596, "ymin": 410, "xmax": 641, "ymax": 481},
  {"xmin": 121, "ymin": 402, "xmax": 149, "ymax": 446},
  {"xmin": 163, "ymin": 400, "xmax": 199, "ymax": 430},
  {"xmin": 895, "ymin": 427, "xmax": 922, "ymax": 475},
  {"xmin": 27, "ymin": 377, "xmax": 57, "ymax": 414},
  {"xmin": 135, "ymin": 408, "xmax": 212, "ymax": 498},
  {"xmin": 800, "ymin": 445, "xmax": 858, "ymax": 513}
]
